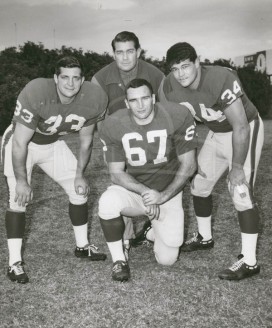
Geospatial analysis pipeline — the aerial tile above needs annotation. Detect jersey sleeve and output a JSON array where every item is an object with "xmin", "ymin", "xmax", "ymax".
[
  {"xmin": 172, "ymin": 105, "xmax": 197, "ymax": 156},
  {"xmin": 98, "ymin": 118, "xmax": 126, "ymax": 163},
  {"xmin": 80, "ymin": 81, "xmax": 108, "ymax": 127},
  {"xmin": 12, "ymin": 80, "xmax": 41, "ymax": 130},
  {"xmin": 211, "ymin": 68, "xmax": 244, "ymax": 111}
]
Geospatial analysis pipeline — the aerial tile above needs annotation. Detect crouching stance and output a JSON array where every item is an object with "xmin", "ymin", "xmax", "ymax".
[
  {"xmin": 1, "ymin": 56, "xmax": 107, "ymax": 284},
  {"xmin": 98, "ymin": 78, "xmax": 197, "ymax": 282}
]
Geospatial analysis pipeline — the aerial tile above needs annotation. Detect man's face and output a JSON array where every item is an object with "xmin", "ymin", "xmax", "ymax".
[
  {"xmin": 54, "ymin": 67, "xmax": 84, "ymax": 103},
  {"xmin": 125, "ymin": 85, "xmax": 155, "ymax": 125},
  {"xmin": 113, "ymin": 41, "xmax": 141, "ymax": 72},
  {"xmin": 170, "ymin": 58, "xmax": 199, "ymax": 89}
]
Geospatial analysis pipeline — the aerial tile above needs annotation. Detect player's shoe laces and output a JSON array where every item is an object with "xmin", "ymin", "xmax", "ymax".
[
  {"xmin": 130, "ymin": 220, "xmax": 152, "ymax": 247},
  {"xmin": 218, "ymin": 255, "xmax": 260, "ymax": 281},
  {"xmin": 7, "ymin": 261, "xmax": 29, "ymax": 284},
  {"xmin": 75, "ymin": 244, "xmax": 107, "ymax": 261},
  {"xmin": 180, "ymin": 232, "xmax": 214, "ymax": 252},
  {"xmin": 123, "ymin": 240, "xmax": 131, "ymax": 261},
  {"xmin": 112, "ymin": 260, "xmax": 130, "ymax": 282}
]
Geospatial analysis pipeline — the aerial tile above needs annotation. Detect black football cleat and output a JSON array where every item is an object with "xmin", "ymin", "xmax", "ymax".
[
  {"xmin": 130, "ymin": 220, "xmax": 152, "ymax": 247},
  {"xmin": 180, "ymin": 232, "xmax": 214, "ymax": 252},
  {"xmin": 7, "ymin": 261, "xmax": 29, "ymax": 284},
  {"xmin": 112, "ymin": 260, "xmax": 130, "ymax": 282},
  {"xmin": 75, "ymin": 244, "xmax": 107, "ymax": 261},
  {"xmin": 218, "ymin": 255, "xmax": 260, "ymax": 281}
]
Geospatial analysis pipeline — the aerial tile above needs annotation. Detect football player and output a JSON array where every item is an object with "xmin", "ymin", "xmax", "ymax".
[
  {"xmin": 98, "ymin": 78, "xmax": 197, "ymax": 281},
  {"xmin": 160, "ymin": 42, "xmax": 264, "ymax": 280},
  {"xmin": 91, "ymin": 31, "xmax": 165, "ymax": 253},
  {"xmin": 1, "ymin": 56, "xmax": 107, "ymax": 284}
]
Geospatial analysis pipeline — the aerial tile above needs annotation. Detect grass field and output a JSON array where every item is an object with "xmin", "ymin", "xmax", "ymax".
[{"xmin": 0, "ymin": 121, "xmax": 271, "ymax": 328}]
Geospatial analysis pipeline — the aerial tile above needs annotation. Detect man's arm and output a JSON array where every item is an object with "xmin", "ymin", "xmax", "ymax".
[
  {"xmin": 142, "ymin": 149, "xmax": 197, "ymax": 205},
  {"xmin": 224, "ymin": 98, "xmax": 250, "ymax": 196},
  {"xmin": 109, "ymin": 161, "xmax": 150, "ymax": 195},
  {"xmin": 109, "ymin": 161, "xmax": 160, "ymax": 220},
  {"xmin": 12, "ymin": 122, "xmax": 35, "ymax": 207},
  {"xmin": 75, "ymin": 124, "xmax": 96, "ymax": 196}
]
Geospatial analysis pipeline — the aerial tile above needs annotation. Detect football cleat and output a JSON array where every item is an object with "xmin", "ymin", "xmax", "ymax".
[
  {"xmin": 123, "ymin": 240, "xmax": 131, "ymax": 261},
  {"xmin": 7, "ymin": 261, "xmax": 29, "ymax": 284},
  {"xmin": 130, "ymin": 220, "xmax": 152, "ymax": 247},
  {"xmin": 75, "ymin": 244, "xmax": 107, "ymax": 261},
  {"xmin": 180, "ymin": 232, "xmax": 214, "ymax": 252},
  {"xmin": 112, "ymin": 260, "xmax": 130, "ymax": 282},
  {"xmin": 218, "ymin": 255, "xmax": 260, "ymax": 281}
]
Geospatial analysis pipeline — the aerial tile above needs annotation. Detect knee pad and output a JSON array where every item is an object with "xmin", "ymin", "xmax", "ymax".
[
  {"xmin": 98, "ymin": 188, "xmax": 125, "ymax": 219},
  {"xmin": 68, "ymin": 193, "xmax": 87, "ymax": 206},
  {"xmin": 155, "ymin": 248, "xmax": 179, "ymax": 266},
  {"xmin": 231, "ymin": 184, "xmax": 256, "ymax": 211},
  {"xmin": 191, "ymin": 176, "xmax": 214, "ymax": 198},
  {"xmin": 7, "ymin": 178, "xmax": 27, "ymax": 212}
]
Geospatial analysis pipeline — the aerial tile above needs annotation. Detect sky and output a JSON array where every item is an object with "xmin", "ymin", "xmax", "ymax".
[{"xmin": 0, "ymin": 0, "xmax": 271, "ymax": 62}]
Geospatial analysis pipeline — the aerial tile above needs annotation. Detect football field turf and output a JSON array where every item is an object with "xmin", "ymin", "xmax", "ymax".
[{"xmin": 0, "ymin": 121, "xmax": 271, "ymax": 328}]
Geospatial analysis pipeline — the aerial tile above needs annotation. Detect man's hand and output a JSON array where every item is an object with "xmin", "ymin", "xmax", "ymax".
[
  {"xmin": 15, "ymin": 181, "xmax": 33, "ymax": 207},
  {"xmin": 142, "ymin": 189, "xmax": 163, "ymax": 205},
  {"xmin": 227, "ymin": 167, "xmax": 249, "ymax": 198},
  {"xmin": 145, "ymin": 204, "xmax": 160, "ymax": 221},
  {"xmin": 74, "ymin": 176, "xmax": 89, "ymax": 197}
]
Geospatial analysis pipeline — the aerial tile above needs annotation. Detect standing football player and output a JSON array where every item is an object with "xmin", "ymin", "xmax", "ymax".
[
  {"xmin": 91, "ymin": 31, "xmax": 164, "ymax": 115},
  {"xmin": 98, "ymin": 78, "xmax": 197, "ymax": 281},
  {"xmin": 160, "ymin": 42, "xmax": 264, "ymax": 280},
  {"xmin": 91, "ymin": 31, "xmax": 165, "ymax": 252},
  {"xmin": 1, "ymin": 56, "xmax": 107, "ymax": 284}
]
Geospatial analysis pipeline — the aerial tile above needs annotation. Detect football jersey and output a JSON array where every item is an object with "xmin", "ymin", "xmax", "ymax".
[
  {"xmin": 161, "ymin": 66, "xmax": 258, "ymax": 132},
  {"xmin": 99, "ymin": 102, "xmax": 196, "ymax": 191},
  {"xmin": 12, "ymin": 78, "xmax": 108, "ymax": 144},
  {"xmin": 92, "ymin": 59, "xmax": 164, "ymax": 115}
]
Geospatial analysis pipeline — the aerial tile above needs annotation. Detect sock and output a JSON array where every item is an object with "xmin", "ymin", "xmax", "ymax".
[
  {"xmin": 8, "ymin": 238, "xmax": 23, "ymax": 266},
  {"xmin": 197, "ymin": 216, "xmax": 212, "ymax": 241},
  {"xmin": 100, "ymin": 216, "xmax": 125, "ymax": 262},
  {"xmin": 107, "ymin": 240, "xmax": 126, "ymax": 263},
  {"xmin": 73, "ymin": 223, "xmax": 89, "ymax": 248},
  {"xmin": 241, "ymin": 232, "xmax": 258, "ymax": 266}
]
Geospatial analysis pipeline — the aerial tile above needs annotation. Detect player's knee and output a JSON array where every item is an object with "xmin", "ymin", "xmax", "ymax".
[
  {"xmin": 191, "ymin": 180, "xmax": 212, "ymax": 198},
  {"xmin": 68, "ymin": 194, "xmax": 87, "ymax": 205},
  {"xmin": 231, "ymin": 186, "xmax": 256, "ymax": 211},
  {"xmin": 9, "ymin": 199, "xmax": 27, "ymax": 212},
  {"xmin": 155, "ymin": 248, "xmax": 179, "ymax": 266},
  {"xmin": 98, "ymin": 188, "xmax": 123, "ymax": 220}
]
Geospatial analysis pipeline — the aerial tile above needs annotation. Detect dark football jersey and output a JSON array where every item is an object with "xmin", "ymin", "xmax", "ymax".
[
  {"xmin": 99, "ymin": 102, "xmax": 196, "ymax": 191},
  {"xmin": 161, "ymin": 66, "xmax": 258, "ymax": 132},
  {"xmin": 12, "ymin": 78, "xmax": 107, "ymax": 144}
]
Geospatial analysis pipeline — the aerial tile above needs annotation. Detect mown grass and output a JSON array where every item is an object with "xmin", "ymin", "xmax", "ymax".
[{"xmin": 0, "ymin": 121, "xmax": 271, "ymax": 328}]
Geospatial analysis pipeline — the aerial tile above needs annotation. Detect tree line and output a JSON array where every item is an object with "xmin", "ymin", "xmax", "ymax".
[{"xmin": 0, "ymin": 41, "xmax": 271, "ymax": 135}]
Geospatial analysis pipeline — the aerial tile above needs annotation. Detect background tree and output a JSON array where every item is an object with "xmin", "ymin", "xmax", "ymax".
[{"xmin": 0, "ymin": 42, "xmax": 271, "ymax": 135}]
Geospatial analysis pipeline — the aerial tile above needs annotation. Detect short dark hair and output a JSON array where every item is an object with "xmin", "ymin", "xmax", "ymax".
[
  {"xmin": 125, "ymin": 78, "xmax": 153, "ymax": 95},
  {"xmin": 54, "ymin": 56, "xmax": 84, "ymax": 76},
  {"xmin": 111, "ymin": 31, "xmax": 141, "ymax": 51},
  {"xmin": 166, "ymin": 42, "xmax": 197, "ymax": 68}
]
